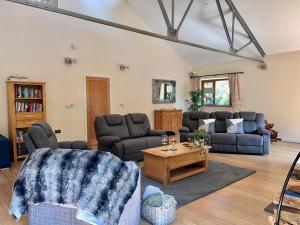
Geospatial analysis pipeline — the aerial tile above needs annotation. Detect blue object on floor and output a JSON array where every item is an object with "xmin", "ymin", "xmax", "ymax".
[
  {"xmin": 286, "ymin": 191, "xmax": 300, "ymax": 198},
  {"xmin": 0, "ymin": 135, "xmax": 11, "ymax": 169}
]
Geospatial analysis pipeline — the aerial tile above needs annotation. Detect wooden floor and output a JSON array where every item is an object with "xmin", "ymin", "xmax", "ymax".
[{"xmin": 1, "ymin": 142, "xmax": 299, "ymax": 225}]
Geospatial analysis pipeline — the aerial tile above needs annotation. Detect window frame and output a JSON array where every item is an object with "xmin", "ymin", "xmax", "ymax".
[{"xmin": 201, "ymin": 78, "xmax": 232, "ymax": 107}]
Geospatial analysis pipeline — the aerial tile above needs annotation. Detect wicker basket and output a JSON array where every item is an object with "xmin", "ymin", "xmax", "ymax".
[{"xmin": 142, "ymin": 195, "xmax": 177, "ymax": 225}]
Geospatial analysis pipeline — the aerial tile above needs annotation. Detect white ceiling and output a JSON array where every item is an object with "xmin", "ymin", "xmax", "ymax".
[{"xmin": 58, "ymin": 0, "xmax": 300, "ymax": 65}]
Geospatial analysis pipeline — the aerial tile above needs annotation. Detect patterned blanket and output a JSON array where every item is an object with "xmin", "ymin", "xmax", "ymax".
[{"xmin": 9, "ymin": 148, "xmax": 140, "ymax": 225}]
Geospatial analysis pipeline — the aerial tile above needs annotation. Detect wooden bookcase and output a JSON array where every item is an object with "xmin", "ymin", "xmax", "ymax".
[{"xmin": 7, "ymin": 81, "xmax": 46, "ymax": 162}]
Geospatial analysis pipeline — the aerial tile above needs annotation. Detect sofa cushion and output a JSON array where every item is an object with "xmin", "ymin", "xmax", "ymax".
[
  {"xmin": 122, "ymin": 138, "xmax": 147, "ymax": 155},
  {"xmin": 234, "ymin": 112, "xmax": 265, "ymax": 134},
  {"xmin": 238, "ymin": 112, "xmax": 256, "ymax": 121},
  {"xmin": 125, "ymin": 114, "xmax": 151, "ymax": 138},
  {"xmin": 243, "ymin": 121, "xmax": 258, "ymax": 134},
  {"xmin": 182, "ymin": 112, "xmax": 211, "ymax": 132},
  {"xmin": 211, "ymin": 133, "xmax": 236, "ymax": 145},
  {"xmin": 104, "ymin": 114, "xmax": 123, "ymax": 126},
  {"xmin": 130, "ymin": 113, "xmax": 145, "ymax": 124},
  {"xmin": 211, "ymin": 111, "xmax": 233, "ymax": 133},
  {"xmin": 226, "ymin": 119, "xmax": 244, "ymax": 134},
  {"xmin": 144, "ymin": 136, "xmax": 162, "ymax": 148},
  {"xmin": 237, "ymin": 134, "xmax": 263, "ymax": 147},
  {"xmin": 94, "ymin": 115, "xmax": 130, "ymax": 139},
  {"xmin": 199, "ymin": 119, "xmax": 215, "ymax": 133}
]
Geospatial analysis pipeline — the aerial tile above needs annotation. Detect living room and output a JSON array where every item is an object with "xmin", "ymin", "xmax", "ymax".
[{"xmin": 1, "ymin": 0, "xmax": 300, "ymax": 225}]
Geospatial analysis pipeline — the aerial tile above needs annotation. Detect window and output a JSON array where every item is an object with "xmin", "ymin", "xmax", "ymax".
[{"xmin": 201, "ymin": 79, "xmax": 231, "ymax": 106}]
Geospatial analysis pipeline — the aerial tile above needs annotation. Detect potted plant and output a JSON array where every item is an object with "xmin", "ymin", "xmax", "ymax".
[
  {"xmin": 193, "ymin": 128, "xmax": 208, "ymax": 147},
  {"xmin": 187, "ymin": 89, "xmax": 205, "ymax": 112}
]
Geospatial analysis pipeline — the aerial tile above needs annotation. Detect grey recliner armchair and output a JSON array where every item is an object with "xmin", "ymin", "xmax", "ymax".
[{"xmin": 24, "ymin": 121, "xmax": 90, "ymax": 153}]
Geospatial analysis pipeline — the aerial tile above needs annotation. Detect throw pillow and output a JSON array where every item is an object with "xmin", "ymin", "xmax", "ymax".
[
  {"xmin": 199, "ymin": 119, "xmax": 215, "ymax": 133},
  {"xmin": 226, "ymin": 118, "xmax": 244, "ymax": 134}
]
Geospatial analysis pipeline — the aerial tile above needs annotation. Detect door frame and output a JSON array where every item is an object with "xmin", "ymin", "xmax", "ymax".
[{"xmin": 83, "ymin": 74, "xmax": 111, "ymax": 141}]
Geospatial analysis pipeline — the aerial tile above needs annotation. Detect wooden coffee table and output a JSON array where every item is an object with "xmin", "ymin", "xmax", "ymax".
[{"xmin": 143, "ymin": 143, "xmax": 209, "ymax": 185}]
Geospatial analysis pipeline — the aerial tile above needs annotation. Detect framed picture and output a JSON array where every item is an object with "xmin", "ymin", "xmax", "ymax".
[{"xmin": 152, "ymin": 79, "xmax": 176, "ymax": 104}]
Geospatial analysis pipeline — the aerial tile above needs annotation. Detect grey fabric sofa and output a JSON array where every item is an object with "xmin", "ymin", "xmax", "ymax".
[
  {"xmin": 94, "ymin": 113, "xmax": 166, "ymax": 161},
  {"xmin": 179, "ymin": 111, "xmax": 270, "ymax": 155},
  {"xmin": 24, "ymin": 121, "xmax": 90, "ymax": 153}
]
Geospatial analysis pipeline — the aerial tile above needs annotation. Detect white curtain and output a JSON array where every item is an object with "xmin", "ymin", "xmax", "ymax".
[
  {"xmin": 190, "ymin": 77, "xmax": 202, "ymax": 91},
  {"xmin": 229, "ymin": 73, "xmax": 242, "ymax": 112}
]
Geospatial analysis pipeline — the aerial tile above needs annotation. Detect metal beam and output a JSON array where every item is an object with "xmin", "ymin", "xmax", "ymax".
[
  {"xmin": 171, "ymin": 0, "xmax": 175, "ymax": 29},
  {"xmin": 176, "ymin": 0, "xmax": 194, "ymax": 33},
  {"xmin": 224, "ymin": 0, "xmax": 265, "ymax": 57},
  {"xmin": 5, "ymin": 0, "xmax": 265, "ymax": 64},
  {"xmin": 234, "ymin": 40, "xmax": 253, "ymax": 53},
  {"xmin": 157, "ymin": 0, "xmax": 172, "ymax": 30},
  {"xmin": 231, "ymin": 14, "xmax": 235, "ymax": 49},
  {"xmin": 216, "ymin": 0, "xmax": 232, "ymax": 50}
]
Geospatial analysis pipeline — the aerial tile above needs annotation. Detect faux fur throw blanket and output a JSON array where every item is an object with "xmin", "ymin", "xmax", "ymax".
[{"xmin": 9, "ymin": 148, "xmax": 140, "ymax": 225}]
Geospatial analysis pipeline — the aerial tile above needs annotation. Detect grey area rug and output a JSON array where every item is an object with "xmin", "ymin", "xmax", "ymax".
[{"xmin": 141, "ymin": 161, "xmax": 256, "ymax": 208}]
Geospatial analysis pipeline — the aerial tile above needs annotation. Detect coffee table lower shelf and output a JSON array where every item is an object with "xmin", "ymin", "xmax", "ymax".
[{"xmin": 169, "ymin": 163, "xmax": 207, "ymax": 183}]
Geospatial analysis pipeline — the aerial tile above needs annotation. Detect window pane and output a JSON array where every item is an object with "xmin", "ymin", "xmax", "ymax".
[
  {"xmin": 204, "ymin": 82, "xmax": 213, "ymax": 88},
  {"xmin": 215, "ymin": 80, "xmax": 230, "ymax": 106},
  {"xmin": 204, "ymin": 93, "xmax": 214, "ymax": 105}
]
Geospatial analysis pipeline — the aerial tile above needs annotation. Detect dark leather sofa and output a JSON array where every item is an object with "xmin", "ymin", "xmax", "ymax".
[
  {"xmin": 24, "ymin": 121, "xmax": 90, "ymax": 153},
  {"xmin": 94, "ymin": 113, "xmax": 166, "ymax": 161},
  {"xmin": 179, "ymin": 111, "xmax": 270, "ymax": 155}
]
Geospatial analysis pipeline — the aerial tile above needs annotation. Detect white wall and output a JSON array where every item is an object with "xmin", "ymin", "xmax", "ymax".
[
  {"xmin": 0, "ymin": 1, "xmax": 191, "ymax": 141},
  {"xmin": 193, "ymin": 51, "xmax": 300, "ymax": 143}
]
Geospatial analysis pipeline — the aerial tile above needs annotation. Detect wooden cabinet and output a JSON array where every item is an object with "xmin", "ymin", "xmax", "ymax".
[
  {"xmin": 154, "ymin": 109, "xmax": 182, "ymax": 133},
  {"xmin": 7, "ymin": 81, "xmax": 46, "ymax": 162}
]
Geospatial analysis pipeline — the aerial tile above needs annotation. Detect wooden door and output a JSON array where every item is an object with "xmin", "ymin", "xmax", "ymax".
[{"xmin": 86, "ymin": 77, "xmax": 110, "ymax": 146}]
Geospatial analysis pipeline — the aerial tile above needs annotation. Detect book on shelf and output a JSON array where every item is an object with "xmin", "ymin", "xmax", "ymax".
[
  {"xmin": 15, "ymin": 102, "xmax": 43, "ymax": 112},
  {"xmin": 15, "ymin": 86, "xmax": 42, "ymax": 98}
]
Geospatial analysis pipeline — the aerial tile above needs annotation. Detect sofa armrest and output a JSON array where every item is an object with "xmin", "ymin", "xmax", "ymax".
[
  {"xmin": 99, "ymin": 136, "xmax": 122, "ymax": 147},
  {"xmin": 58, "ymin": 141, "xmax": 72, "ymax": 149},
  {"xmin": 179, "ymin": 127, "xmax": 190, "ymax": 133},
  {"xmin": 71, "ymin": 141, "xmax": 90, "ymax": 150},
  {"xmin": 148, "ymin": 129, "xmax": 166, "ymax": 136},
  {"xmin": 257, "ymin": 128, "xmax": 271, "ymax": 136}
]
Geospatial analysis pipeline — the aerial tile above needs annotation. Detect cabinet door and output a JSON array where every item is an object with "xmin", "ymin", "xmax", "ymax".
[
  {"xmin": 163, "ymin": 115, "xmax": 173, "ymax": 131},
  {"xmin": 173, "ymin": 112, "xmax": 182, "ymax": 133}
]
